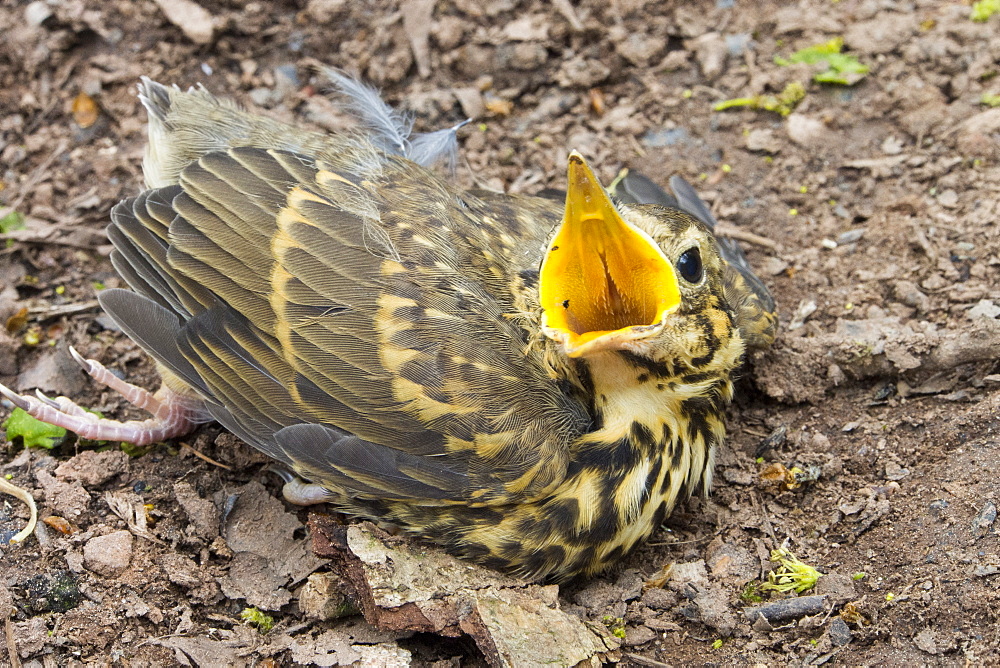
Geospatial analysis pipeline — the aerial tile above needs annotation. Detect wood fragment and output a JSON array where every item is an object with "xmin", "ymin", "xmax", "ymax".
[
  {"xmin": 624, "ymin": 653, "xmax": 672, "ymax": 667},
  {"xmin": 714, "ymin": 223, "xmax": 779, "ymax": 250},
  {"xmin": 28, "ymin": 301, "xmax": 101, "ymax": 320},
  {"xmin": 3, "ymin": 617, "xmax": 19, "ymax": 668},
  {"xmin": 310, "ymin": 517, "xmax": 620, "ymax": 667},
  {"xmin": 401, "ymin": 0, "xmax": 434, "ymax": 78}
]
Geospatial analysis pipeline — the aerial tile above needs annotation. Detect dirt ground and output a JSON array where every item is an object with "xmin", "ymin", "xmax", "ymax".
[{"xmin": 2, "ymin": 0, "xmax": 999, "ymax": 665}]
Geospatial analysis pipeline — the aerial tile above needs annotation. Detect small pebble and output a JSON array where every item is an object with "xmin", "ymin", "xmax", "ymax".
[
  {"xmin": 641, "ymin": 587, "xmax": 677, "ymax": 610},
  {"xmin": 937, "ymin": 189, "xmax": 958, "ymax": 209},
  {"xmin": 884, "ymin": 461, "xmax": 909, "ymax": 481},
  {"xmin": 624, "ymin": 624, "xmax": 658, "ymax": 647},
  {"xmin": 828, "ymin": 616, "xmax": 852, "ymax": 646},
  {"xmin": 968, "ymin": 300, "xmax": 1000, "ymax": 320},
  {"xmin": 299, "ymin": 572, "xmax": 355, "ymax": 620},
  {"xmin": 837, "ymin": 229, "xmax": 865, "ymax": 244},
  {"xmin": 24, "ymin": 0, "xmax": 52, "ymax": 26},
  {"xmin": 83, "ymin": 530, "xmax": 134, "ymax": 577},
  {"xmin": 972, "ymin": 501, "xmax": 997, "ymax": 537}
]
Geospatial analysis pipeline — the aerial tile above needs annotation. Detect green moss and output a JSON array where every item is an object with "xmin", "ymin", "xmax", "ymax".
[
  {"xmin": 23, "ymin": 571, "xmax": 81, "ymax": 613},
  {"xmin": 601, "ymin": 615, "xmax": 626, "ymax": 639},
  {"xmin": 0, "ymin": 210, "xmax": 25, "ymax": 234},
  {"xmin": 240, "ymin": 606, "xmax": 275, "ymax": 632},
  {"xmin": 740, "ymin": 581, "xmax": 764, "ymax": 603}
]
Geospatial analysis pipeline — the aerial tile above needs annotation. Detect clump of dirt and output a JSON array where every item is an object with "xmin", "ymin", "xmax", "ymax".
[{"xmin": 2, "ymin": 0, "xmax": 998, "ymax": 665}]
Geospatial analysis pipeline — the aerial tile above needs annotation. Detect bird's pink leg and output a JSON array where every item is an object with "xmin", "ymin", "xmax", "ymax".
[{"xmin": 0, "ymin": 347, "xmax": 202, "ymax": 445}]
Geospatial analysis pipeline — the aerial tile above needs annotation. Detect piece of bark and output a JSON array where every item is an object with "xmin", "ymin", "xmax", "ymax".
[
  {"xmin": 310, "ymin": 517, "xmax": 620, "ymax": 667},
  {"xmin": 743, "ymin": 595, "xmax": 828, "ymax": 624},
  {"xmin": 757, "ymin": 316, "xmax": 1000, "ymax": 403}
]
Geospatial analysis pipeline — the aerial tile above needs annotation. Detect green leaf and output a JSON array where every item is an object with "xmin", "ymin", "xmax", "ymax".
[
  {"xmin": 981, "ymin": 93, "xmax": 1000, "ymax": 107},
  {"xmin": 714, "ymin": 81, "xmax": 806, "ymax": 117},
  {"xmin": 971, "ymin": 0, "xmax": 1000, "ymax": 22},
  {"xmin": 775, "ymin": 37, "xmax": 844, "ymax": 66},
  {"xmin": 775, "ymin": 38, "xmax": 869, "ymax": 86},
  {"xmin": 2, "ymin": 407, "xmax": 67, "ymax": 449},
  {"xmin": 0, "ymin": 210, "xmax": 26, "ymax": 234}
]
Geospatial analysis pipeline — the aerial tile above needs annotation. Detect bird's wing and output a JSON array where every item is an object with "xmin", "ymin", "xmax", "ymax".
[
  {"xmin": 609, "ymin": 169, "xmax": 777, "ymax": 351},
  {"xmin": 106, "ymin": 145, "xmax": 590, "ymax": 505}
]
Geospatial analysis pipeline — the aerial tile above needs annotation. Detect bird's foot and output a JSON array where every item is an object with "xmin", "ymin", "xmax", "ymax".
[
  {"xmin": 269, "ymin": 467, "xmax": 335, "ymax": 505},
  {"xmin": 0, "ymin": 347, "xmax": 201, "ymax": 445}
]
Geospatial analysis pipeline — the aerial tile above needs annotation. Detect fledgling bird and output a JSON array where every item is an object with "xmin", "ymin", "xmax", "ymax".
[{"xmin": 1, "ymin": 75, "xmax": 777, "ymax": 579}]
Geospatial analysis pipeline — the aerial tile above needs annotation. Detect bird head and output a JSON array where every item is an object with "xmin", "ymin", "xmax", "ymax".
[{"xmin": 539, "ymin": 153, "xmax": 738, "ymax": 373}]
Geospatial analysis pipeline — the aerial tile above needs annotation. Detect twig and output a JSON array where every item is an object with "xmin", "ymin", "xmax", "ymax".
[
  {"xmin": 4, "ymin": 617, "xmax": 20, "ymax": 668},
  {"xmin": 8, "ymin": 139, "xmax": 69, "ymax": 213},
  {"xmin": 179, "ymin": 442, "xmax": 232, "ymax": 470},
  {"xmin": 624, "ymin": 653, "xmax": 671, "ymax": 667},
  {"xmin": 28, "ymin": 301, "xmax": 101, "ymax": 320},
  {"xmin": 714, "ymin": 223, "xmax": 778, "ymax": 250}
]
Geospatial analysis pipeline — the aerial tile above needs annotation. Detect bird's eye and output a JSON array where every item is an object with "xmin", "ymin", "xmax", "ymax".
[{"xmin": 677, "ymin": 247, "xmax": 703, "ymax": 283}]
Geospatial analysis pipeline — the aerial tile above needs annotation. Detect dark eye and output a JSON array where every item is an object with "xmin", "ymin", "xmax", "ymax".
[{"xmin": 677, "ymin": 247, "xmax": 703, "ymax": 283}]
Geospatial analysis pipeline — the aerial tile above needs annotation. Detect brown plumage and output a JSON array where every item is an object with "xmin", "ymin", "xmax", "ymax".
[{"xmin": 1, "ymin": 78, "xmax": 777, "ymax": 579}]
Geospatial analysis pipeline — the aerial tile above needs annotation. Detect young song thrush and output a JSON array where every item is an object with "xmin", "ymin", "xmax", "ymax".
[{"xmin": 2, "ymin": 75, "xmax": 777, "ymax": 579}]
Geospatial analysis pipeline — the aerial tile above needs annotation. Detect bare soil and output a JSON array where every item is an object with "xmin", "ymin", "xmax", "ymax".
[{"xmin": 1, "ymin": 0, "xmax": 999, "ymax": 666}]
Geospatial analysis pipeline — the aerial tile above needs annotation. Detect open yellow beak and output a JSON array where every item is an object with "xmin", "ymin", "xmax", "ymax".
[{"xmin": 539, "ymin": 152, "xmax": 681, "ymax": 357}]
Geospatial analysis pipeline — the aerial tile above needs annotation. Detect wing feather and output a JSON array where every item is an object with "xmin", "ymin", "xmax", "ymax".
[{"xmin": 106, "ymin": 146, "xmax": 589, "ymax": 503}]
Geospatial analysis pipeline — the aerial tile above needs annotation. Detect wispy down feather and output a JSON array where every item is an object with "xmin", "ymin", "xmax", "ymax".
[
  {"xmin": 322, "ymin": 67, "xmax": 467, "ymax": 173},
  {"xmin": 322, "ymin": 67, "xmax": 413, "ymax": 155},
  {"xmin": 409, "ymin": 120, "xmax": 470, "ymax": 174}
]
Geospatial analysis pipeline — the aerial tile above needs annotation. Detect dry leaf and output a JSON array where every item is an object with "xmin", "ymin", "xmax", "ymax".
[
  {"xmin": 484, "ymin": 94, "xmax": 514, "ymax": 116},
  {"xmin": 72, "ymin": 92, "xmax": 99, "ymax": 129},
  {"xmin": 42, "ymin": 515, "xmax": 76, "ymax": 535},
  {"xmin": 589, "ymin": 88, "xmax": 605, "ymax": 116},
  {"xmin": 6, "ymin": 307, "xmax": 28, "ymax": 334}
]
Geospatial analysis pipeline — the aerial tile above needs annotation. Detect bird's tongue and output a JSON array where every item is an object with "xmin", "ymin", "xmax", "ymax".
[{"xmin": 539, "ymin": 153, "xmax": 680, "ymax": 357}]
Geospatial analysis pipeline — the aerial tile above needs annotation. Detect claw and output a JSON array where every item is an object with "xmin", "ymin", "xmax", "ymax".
[
  {"xmin": 274, "ymin": 470, "xmax": 335, "ymax": 506},
  {"xmin": 267, "ymin": 465, "xmax": 297, "ymax": 484},
  {"xmin": 34, "ymin": 389, "xmax": 62, "ymax": 410},
  {"xmin": 0, "ymin": 382, "xmax": 30, "ymax": 411},
  {"xmin": 68, "ymin": 345, "xmax": 92, "ymax": 372}
]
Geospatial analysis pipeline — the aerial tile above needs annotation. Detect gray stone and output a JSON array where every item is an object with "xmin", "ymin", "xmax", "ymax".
[{"xmin": 828, "ymin": 617, "xmax": 852, "ymax": 646}]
